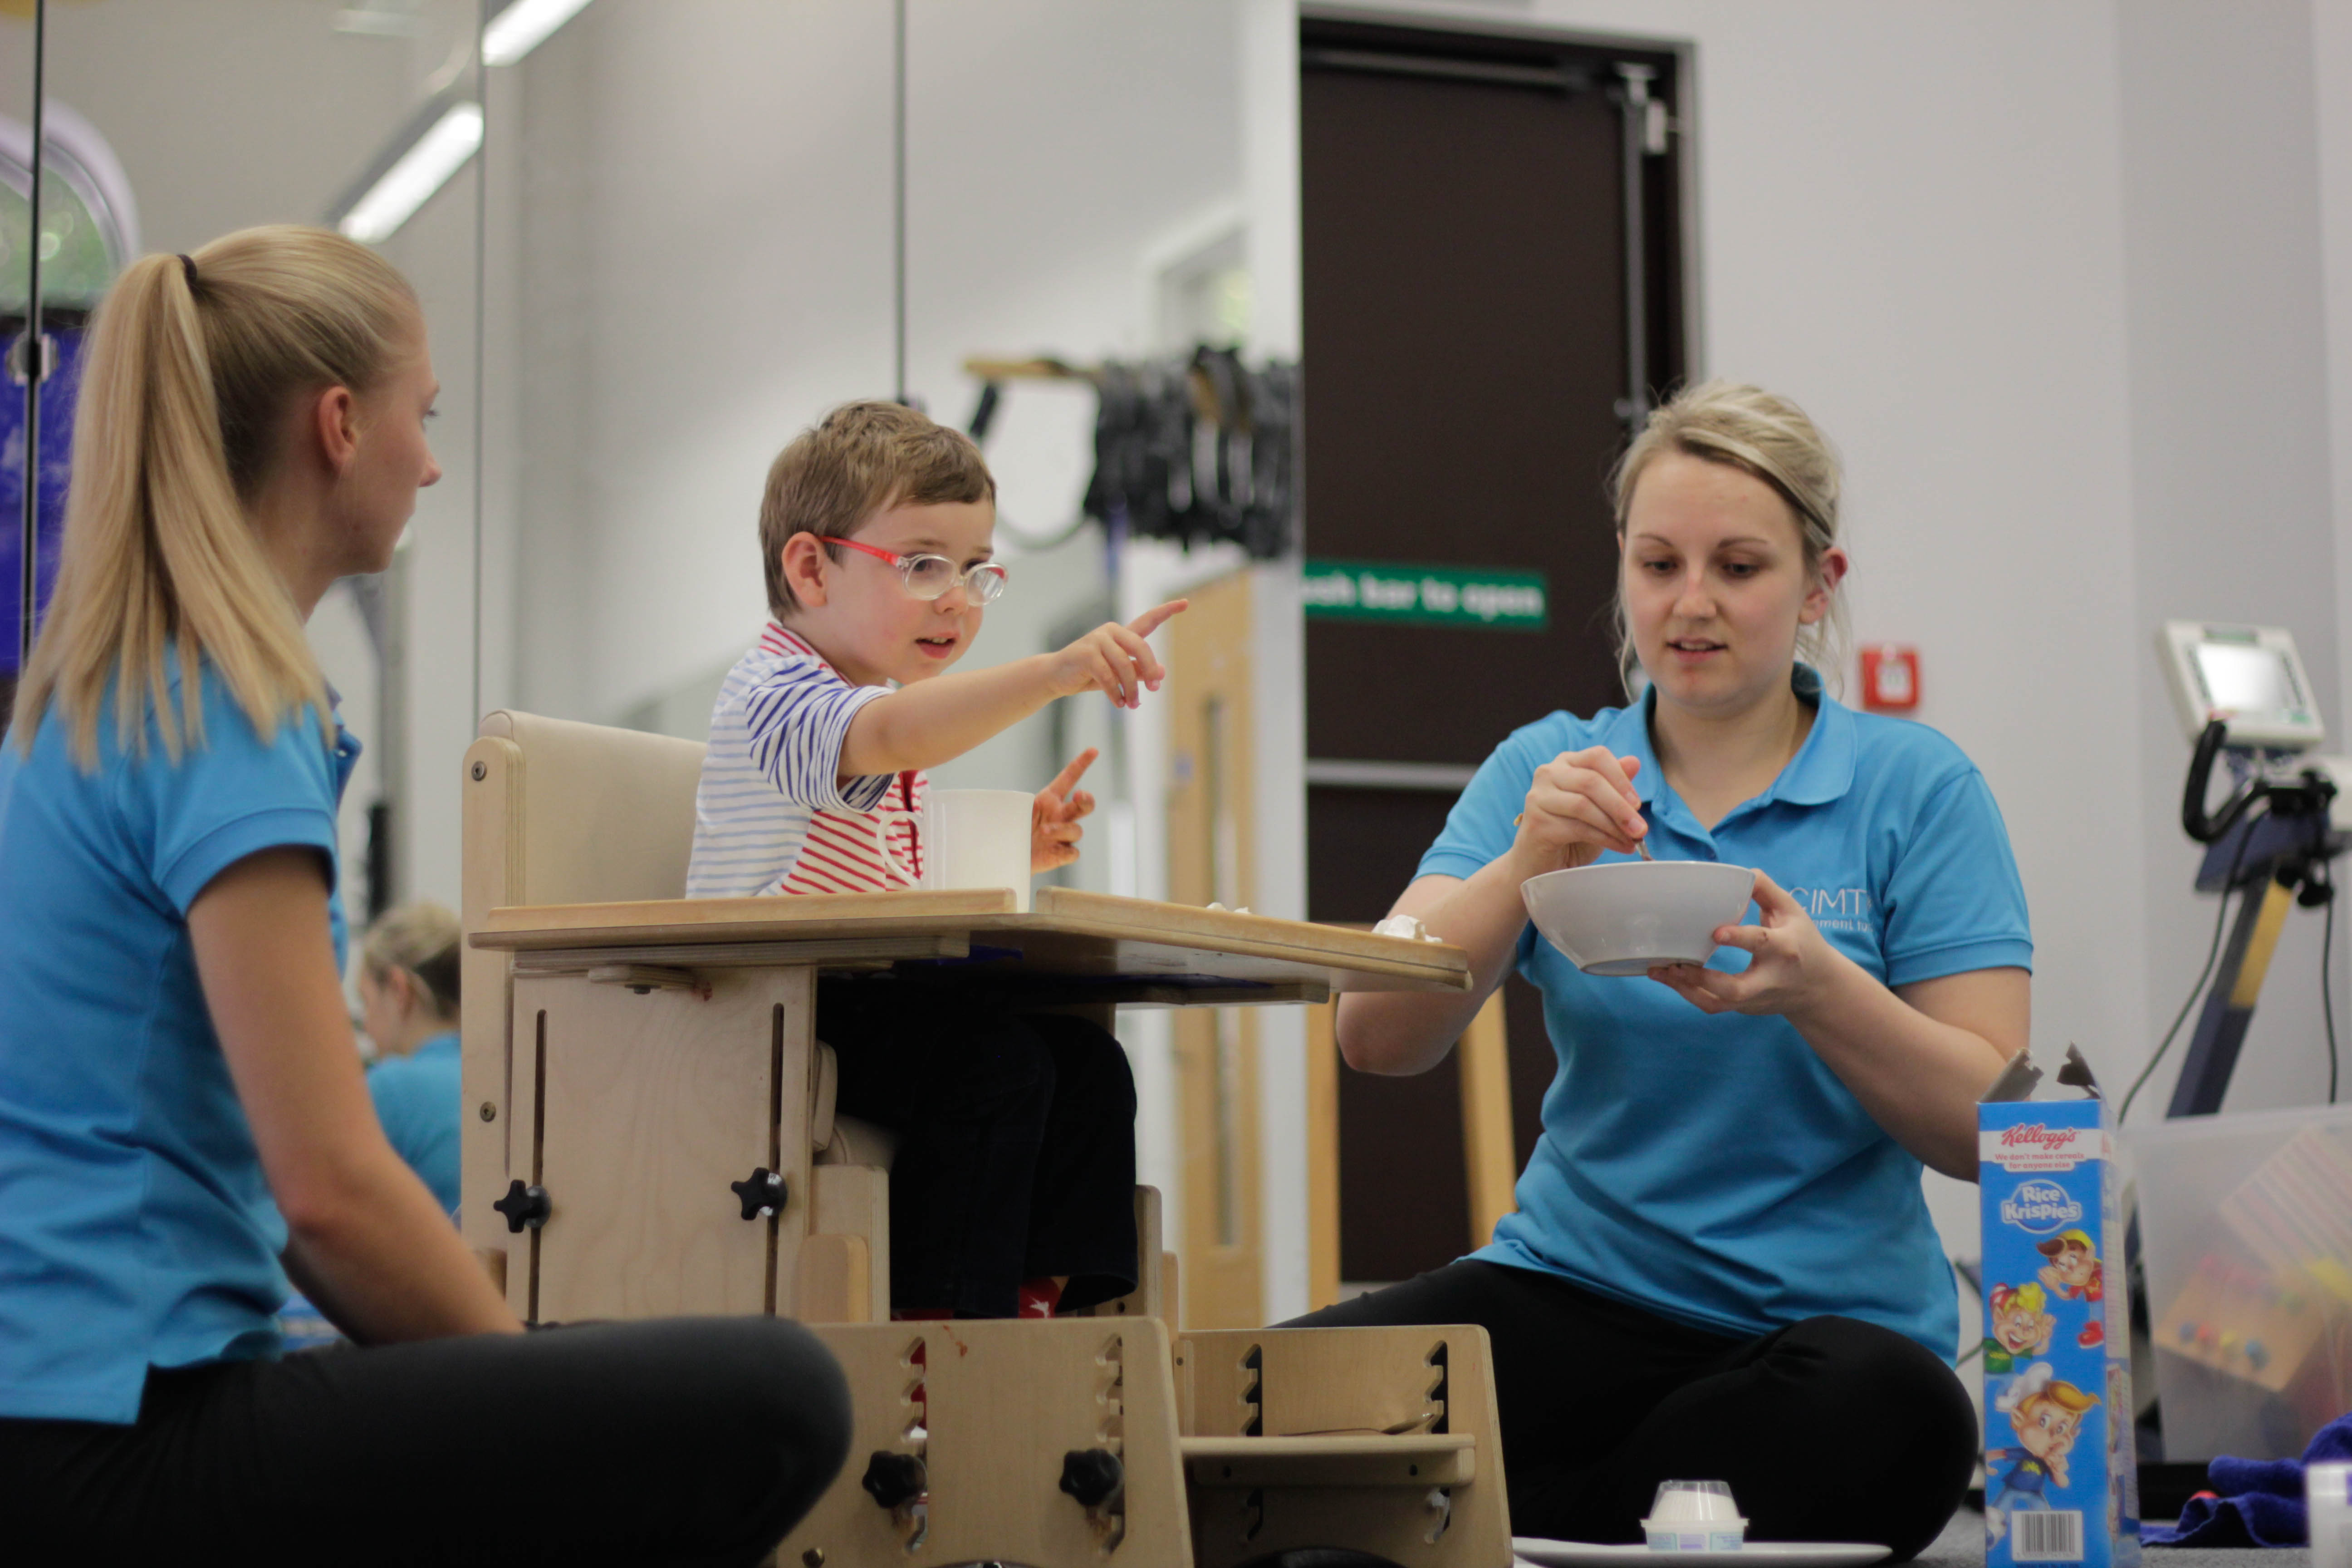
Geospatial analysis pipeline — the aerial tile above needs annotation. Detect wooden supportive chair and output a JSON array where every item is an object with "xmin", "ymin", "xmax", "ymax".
[{"xmin": 457, "ymin": 710, "xmax": 1509, "ymax": 1565}]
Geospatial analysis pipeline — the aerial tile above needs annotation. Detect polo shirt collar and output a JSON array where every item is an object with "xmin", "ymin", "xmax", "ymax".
[
  {"xmin": 1768, "ymin": 666, "xmax": 1857, "ymax": 807},
  {"xmin": 1601, "ymin": 665, "xmax": 1857, "ymax": 820},
  {"xmin": 1597, "ymin": 691, "xmax": 1665, "ymax": 806}
]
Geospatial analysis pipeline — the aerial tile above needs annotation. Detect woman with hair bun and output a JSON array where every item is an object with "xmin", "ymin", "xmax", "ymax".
[
  {"xmin": 0, "ymin": 226, "xmax": 847, "ymax": 1563},
  {"xmin": 1299, "ymin": 381, "xmax": 2030, "ymax": 1559},
  {"xmin": 357, "ymin": 900, "xmax": 465, "ymax": 1213}
]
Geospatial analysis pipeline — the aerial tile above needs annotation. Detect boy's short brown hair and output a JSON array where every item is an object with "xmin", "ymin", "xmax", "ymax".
[{"xmin": 760, "ymin": 400, "xmax": 996, "ymax": 618}]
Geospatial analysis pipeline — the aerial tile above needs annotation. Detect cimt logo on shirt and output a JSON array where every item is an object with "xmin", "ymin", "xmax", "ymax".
[{"xmin": 1787, "ymin": 884, "xmax": 1876, "ymax": 933}]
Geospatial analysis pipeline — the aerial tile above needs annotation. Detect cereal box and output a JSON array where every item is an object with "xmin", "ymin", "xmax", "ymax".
[{"xmin": 1980, "ymin": 1055, "xmax": 2140, "ymax": 1568}]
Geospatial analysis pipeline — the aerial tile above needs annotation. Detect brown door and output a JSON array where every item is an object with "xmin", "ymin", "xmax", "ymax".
[{"xmin": 1300, "ymin": 17, "xmax": 1688, "ymax": 1287}]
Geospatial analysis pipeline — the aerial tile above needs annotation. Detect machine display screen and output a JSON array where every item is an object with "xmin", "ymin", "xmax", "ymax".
[{"xmin": 2193, "ymin": 640, "xmax": 2302, "ymax": 717}]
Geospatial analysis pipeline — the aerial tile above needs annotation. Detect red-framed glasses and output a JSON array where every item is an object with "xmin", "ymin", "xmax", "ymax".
[{"xmin": 819, "ymin": 536, "xmax": 1010, "ymax": 604}]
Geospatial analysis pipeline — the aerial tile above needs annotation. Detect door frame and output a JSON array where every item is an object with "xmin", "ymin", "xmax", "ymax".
[{"xmin": 1294, "ymin": 3, "xmax": 1704, "ymax": 1289}]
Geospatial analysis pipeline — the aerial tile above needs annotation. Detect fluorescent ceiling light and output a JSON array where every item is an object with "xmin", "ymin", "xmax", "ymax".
[
  {"xmin": 482, "ymin": 0, "xmax": 594, "ymax": 66},
  {"xmin": 335, "ymin": 102, "xmax": 483, "ymax": 245}
]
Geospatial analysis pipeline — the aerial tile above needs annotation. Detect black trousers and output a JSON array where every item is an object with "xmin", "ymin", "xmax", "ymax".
[
  {"xmin": 0, "ymin": 1317, "xmax": 851, "ymax": 1567},
  {"xmin": 821, "ymin": 980, "xmax": 1139, "ymax": 1318},
  {"xmin": 1286, "ymin": 1259, "xmax": 1975, "ymax": 1560}
]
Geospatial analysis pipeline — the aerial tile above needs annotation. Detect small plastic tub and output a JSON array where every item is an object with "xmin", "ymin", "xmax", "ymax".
[{"xmin": 1644, "ymin": 1479, "xmax": 1746, "ymax": 1552}]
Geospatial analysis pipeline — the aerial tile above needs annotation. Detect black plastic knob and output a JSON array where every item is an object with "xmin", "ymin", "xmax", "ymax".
[
  {"xmin": 493, "ymin": 1180, "xmax": 550, "ymax": 1233},
  {"xmin": 1060, "ymin": 1447, "xmax": 1124, "ymax": 1508},
  {"xmin": 730, "ymin": 1167, "xmax": 786, "ymax": 1221},
  {"xmin": 861, "ymin": 1450, "xmax": 927, "ymax": 1510}
]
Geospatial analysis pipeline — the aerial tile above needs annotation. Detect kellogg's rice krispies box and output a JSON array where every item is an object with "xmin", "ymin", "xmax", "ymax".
[{"xmin": 1981, "ymin": 1091, "xmax": 2140, "ymax": 1568}]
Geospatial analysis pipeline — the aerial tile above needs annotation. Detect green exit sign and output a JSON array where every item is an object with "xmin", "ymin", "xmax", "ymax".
[{"xmin": 1301, "ymin": 559, "xmax": 1548, "ymax": 631}]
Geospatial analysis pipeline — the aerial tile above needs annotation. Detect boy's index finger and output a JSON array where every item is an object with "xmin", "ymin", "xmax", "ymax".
[
  {"xmin": 1045, "ymin": 747, "xmax": 1100, "ymax": 798},
  {"xmin": 1127, "ymin": 599, "xmax": 1189, "ymax": 638}
]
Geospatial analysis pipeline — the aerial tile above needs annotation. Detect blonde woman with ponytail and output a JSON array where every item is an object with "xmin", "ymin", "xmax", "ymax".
[
  {"xmin": 1302, "ymin": 382, "xmax": 2031, "ymax": 1559},
  {"xmin": 0, "ymin": 228, "xmax": 846, "ymax": 1564}
]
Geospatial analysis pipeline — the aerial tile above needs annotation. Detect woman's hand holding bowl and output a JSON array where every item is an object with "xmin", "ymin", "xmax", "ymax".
[
  {"xmin": 1511, "ymin": 747, "xmax": 1648, "ymax": 875},
  {"xmin": 1647, "ymin": 870, "xmax": 1845, "ymax": 1021}
]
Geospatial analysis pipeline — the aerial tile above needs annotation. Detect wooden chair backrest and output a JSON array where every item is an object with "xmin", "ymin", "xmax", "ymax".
[
  {"xmin": 458, "ymin": 709, "xmax": 707, "ymax": 1258},
  {"xmin": 466, "ymin": 709, "xmax": 707, "ymax": 911}
]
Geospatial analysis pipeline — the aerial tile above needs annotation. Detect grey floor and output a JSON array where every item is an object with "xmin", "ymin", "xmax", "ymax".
[{"xmin": 1912, "ymin": 1509, "xmax": 2307, "ymax": 1568}]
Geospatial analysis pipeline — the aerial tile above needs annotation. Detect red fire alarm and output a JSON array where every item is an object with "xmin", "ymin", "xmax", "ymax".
[{"xmin": 1860, "ymin": 645, "xmax": 1921, "ymax": 711}]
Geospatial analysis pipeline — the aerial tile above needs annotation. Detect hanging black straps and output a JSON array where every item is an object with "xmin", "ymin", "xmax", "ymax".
[{"xmin": 1083, "ymin": 346, "xmax": 1298, "ymax": 559}]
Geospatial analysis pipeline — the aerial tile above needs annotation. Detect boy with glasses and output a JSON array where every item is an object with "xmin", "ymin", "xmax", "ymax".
[{"xmin": 688, "ymin": 400, "xmax": 1183, "ymax": 1319}]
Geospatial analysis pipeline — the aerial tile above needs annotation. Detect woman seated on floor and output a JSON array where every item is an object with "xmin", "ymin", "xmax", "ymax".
[
  {"xmin": 0, "ymin": 225, "xmax": 848, "ymax": 1565},
  {"xmin": 1294, "ymin": 379, "xmax": 2029, "ymax": 1560}
]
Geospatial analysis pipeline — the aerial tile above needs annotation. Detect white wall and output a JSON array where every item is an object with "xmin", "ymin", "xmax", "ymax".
[
  {"xmin": 2317, "ymin": 0, "xmax": 2352, "ymax": 1114},
  {"xmin": 2119, "ymin": 0, "xmax": 2342, "ymax": 1118},
  {"xmin": 503, "ymin": 0, "xmax": 895, "ymax": 730},
  {"xmin": 500, "ymin": 0, "xmax": 1241, "ymax": 732}
]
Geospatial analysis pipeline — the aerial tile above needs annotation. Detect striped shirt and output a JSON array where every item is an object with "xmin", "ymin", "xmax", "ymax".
[{"xmin": 686, "ymin": 623, "xmax": 926, "ymax": 898}]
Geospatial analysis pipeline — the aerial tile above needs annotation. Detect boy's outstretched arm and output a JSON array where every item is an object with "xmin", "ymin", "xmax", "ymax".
[{"xmin": 840, "ymin": 600, "xmax": 1187, "ymax": 778}]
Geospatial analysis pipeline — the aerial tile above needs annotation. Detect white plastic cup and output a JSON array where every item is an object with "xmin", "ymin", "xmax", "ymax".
[
  {"xmin": 914, "ymin": 788, "xmax": 1034, "ymax": 912},
  {"xmin": 1645, "ymin": 1480, "xmax": 1746, "ymax": 1552},
  {"xmin": 2311, "ymin": 1462, "xmax": 2352, "ymax": 1568}
]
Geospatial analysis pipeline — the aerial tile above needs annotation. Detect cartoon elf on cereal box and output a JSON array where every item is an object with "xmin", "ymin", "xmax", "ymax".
[
  {"xmin": 1985, "ymin": 1361, "xmax": 2101, "ymax": 1542},
  {"xmin": 2036, "ymin": 1228, "xmax": 2106, "ymax": 1347},
  {"xmin": 1984, "ymin": 1281, "xmax": 2058, "ymax": 1376}
]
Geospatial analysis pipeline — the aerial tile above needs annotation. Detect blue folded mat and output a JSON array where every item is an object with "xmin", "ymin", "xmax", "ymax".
[{"xmin": 2144, "ymin": 1410, "xmax": 2352, "ymax": 1547}]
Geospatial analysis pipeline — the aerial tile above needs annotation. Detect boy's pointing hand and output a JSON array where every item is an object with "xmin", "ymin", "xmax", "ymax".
[
  {"xmin": 1048, "ymin": 600, "xmax": 1188, "ymax": 710},
  {"xmin": 1033, "ymin": 748, "xmax": 1100, "ymax": 872}
]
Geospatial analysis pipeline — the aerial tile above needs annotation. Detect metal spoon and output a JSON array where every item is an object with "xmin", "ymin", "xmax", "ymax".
[{"xmin": 1510, "ymin": 810, "xmax": 1656, "ymax": 859}]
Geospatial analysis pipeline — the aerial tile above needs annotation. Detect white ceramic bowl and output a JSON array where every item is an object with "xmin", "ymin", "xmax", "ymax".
[{"xmin": 1521, "ymin": 860, "xmax": 1759, "ymax": 976}]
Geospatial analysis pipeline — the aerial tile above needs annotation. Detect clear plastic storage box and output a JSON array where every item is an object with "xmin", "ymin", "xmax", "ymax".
[{"xmin": 2121, "ymin": 1104, "xmax": 2352, "ymax": 1462}]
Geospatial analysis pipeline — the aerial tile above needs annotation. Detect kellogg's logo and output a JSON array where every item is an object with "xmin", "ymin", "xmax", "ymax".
[
  {"xmin": 1999, "ymin": 1178, "xmax": 2082, "ymax": 1234},
  {"xmin": 1979, "ymin": 1118, "xmax": 2104, "ymax": 1173}
]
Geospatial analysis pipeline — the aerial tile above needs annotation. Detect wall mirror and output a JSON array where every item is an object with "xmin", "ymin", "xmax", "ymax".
[
  {"xmin": 489, "ymin": 0, "xmax": 1250, "ymax": 877},
  {"xmin": 483, "ymin": 0, "xmax": 1262, "ymax": 1320},
  {"xmin": 7, "ymin": 0, "xmax": 489, "ymax": 923}
]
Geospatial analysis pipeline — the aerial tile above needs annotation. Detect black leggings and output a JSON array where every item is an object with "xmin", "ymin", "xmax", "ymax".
[
  {"xmin": 0, "ymin": 1317, "xmax": 851, "ymax": 1567},
  {"xmin": 822, "ymin": 981, "xmax": 1139, "ymax": 1318},
  {"xmin": 1286, "ymin": 1259, "xmax": 1975, "ymax": 1559}
]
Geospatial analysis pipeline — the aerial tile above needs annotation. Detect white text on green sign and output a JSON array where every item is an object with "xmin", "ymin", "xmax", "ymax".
[{"xmin": 1301, "ymin": 560, "xmax": 1548, "ymax": 631}]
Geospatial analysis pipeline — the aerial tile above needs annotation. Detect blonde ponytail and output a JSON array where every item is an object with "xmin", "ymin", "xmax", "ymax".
[{"xmin": 12, "ymin": 225, "xmax": 418, "ymax": 766}]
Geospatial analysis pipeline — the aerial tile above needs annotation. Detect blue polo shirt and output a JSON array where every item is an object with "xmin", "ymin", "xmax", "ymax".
[
  {"xmin": 1423, "ymin": 670, "xmax": 2031, "ymax": 1360},
  {"xmin": 368, "ymin": 1029, "xmax": 461, "ymax": 1215},
  {"xmin": 0, "ymin": 664, "xmax": 355, "ymax": 1422}
]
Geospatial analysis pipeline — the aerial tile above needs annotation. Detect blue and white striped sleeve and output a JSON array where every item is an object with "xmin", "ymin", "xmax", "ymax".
[{"xmin": 740, "ymin": 659, "xmax": 896, "ymax": 813}]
